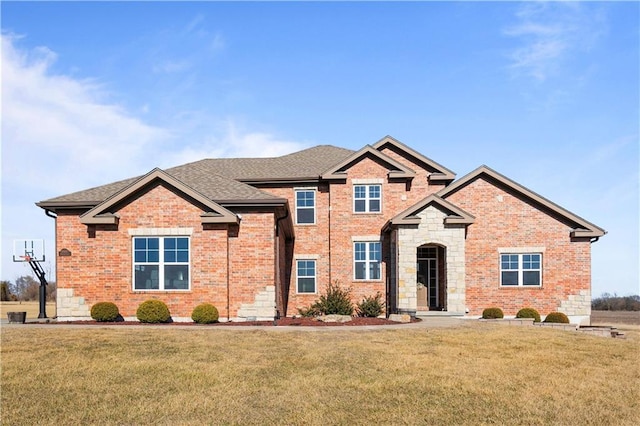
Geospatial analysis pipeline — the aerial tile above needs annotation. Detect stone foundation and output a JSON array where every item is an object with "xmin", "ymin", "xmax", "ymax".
[
  {"xmin": 236, "ymin": 286, "xmax": 276, "ymax": 321},
  {"xmin": 56, "ymin": 288, "xmax": 91, "ymax": 321}
]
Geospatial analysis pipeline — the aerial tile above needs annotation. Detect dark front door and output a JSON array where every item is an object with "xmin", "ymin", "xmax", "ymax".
[{"xmin": 417, "ymin": 248, "xmax": 439, "ymax": 310}]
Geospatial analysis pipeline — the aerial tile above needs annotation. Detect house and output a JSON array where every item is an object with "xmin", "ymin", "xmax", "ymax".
[{"xmin": 37, "ymin": 136, "xmax": 605, "ymax": 324}]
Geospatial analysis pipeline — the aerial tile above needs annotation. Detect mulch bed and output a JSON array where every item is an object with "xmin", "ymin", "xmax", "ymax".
[{"xmin": 42, "ymin": 316, "xmax": 420, "ymax": 327}]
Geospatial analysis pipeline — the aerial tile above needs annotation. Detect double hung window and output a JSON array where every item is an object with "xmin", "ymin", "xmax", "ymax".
[
  {"xmin": 133, "ymin": 237, "xmax": 190, "ymax": 290},
  {"xmin": 354, "ymin": 184, "xmax": 381, "ymax": 213},
  {"xmin": 296, "ymin": 260, "xmax": 316, "ymax": 293},
  {"xmin": 354, "ymin": 241, "xmax": 381, "ymax": 280},
  {"xmin": 295, "ymin": 190, "xmax": 316, "ymax": 224},
  {"xmin": 500, "ymin": 253, "xmax": 541, "ymax": 287}
]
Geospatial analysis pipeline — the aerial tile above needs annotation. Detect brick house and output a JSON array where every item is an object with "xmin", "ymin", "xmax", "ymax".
[{"xmin": 37, "ymin": 136, "xmax": 605, "ymax": 324}]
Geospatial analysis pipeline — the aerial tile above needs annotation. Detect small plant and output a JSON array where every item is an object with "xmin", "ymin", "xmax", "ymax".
[
  {"xmin": 357, "ymin": 292, "xmax": 385, "ymax": 317},
  {"xmin": 299, "ymin": 280, "xmax": 354, "ymax": 317},
  {"xmin": 544, "ymin": 312, "xmax": 570, "ymax": 324},
  {"xmin": 191, "ymin": 303, "xmax": 219, "ymax": 324},
  {"xmin": 482, "ymin": 307, "xmax": 504, "ymax": 319},
  {"xmin": 516, "ymin": 307, "xmax": 541, "ymax": 323},
  {"xmin": 90, "ymin": 302, "xmax": 120, "ymax": 322},
  {"xmin": 136, "ymin": 299, "xmax": 171, "ymax": 323}
]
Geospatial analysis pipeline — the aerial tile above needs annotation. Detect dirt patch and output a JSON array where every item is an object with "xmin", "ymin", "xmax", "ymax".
[{"xmin": 591, "ymin": 310, "xmax": 640, "ymax": 326}]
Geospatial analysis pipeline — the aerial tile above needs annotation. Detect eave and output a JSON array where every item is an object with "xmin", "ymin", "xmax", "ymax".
[
  {"xmin": 438, "ymin": 165, "xmax": 607, "ymax": 239},
  {"xmin": 79, "ymin": 168, "xmax": 239, "ymax": 225},
  {"xmin": 321, "ymin": 145, "xmax": 416, "ymax": 180}
]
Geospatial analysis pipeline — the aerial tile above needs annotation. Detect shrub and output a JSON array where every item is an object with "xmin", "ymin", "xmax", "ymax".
[
  {"xmin": 482, "ymin": 307, "xmax": 504, "ymax": 319},
  {"xmin": 299, "ymin": 281, "xmax": 354, "ymax": 317},
  {"xmin": 191, "ymin": 303, "xmax": 219, "ymax": 324},
  {"xmin": 136, "ymin": 300, "xmax": 171, "ymax": 323},
  {"xmin": 90, "ymin": 302, "xmax": 120, "ymax": 322},
  {"xmin": 357, "ymin": 292, "xmax": 385, "ymax": 317},
  {"xmin": 516, "ymin": 307, "xmax": 541, "ymax": 323},
  {"xmin": 544, "ymin": 312, "xmax": 570, "ymax": 324},
  {"xmin": 298, "ymin": 305, "xmax": 323, "ymax": 318}
]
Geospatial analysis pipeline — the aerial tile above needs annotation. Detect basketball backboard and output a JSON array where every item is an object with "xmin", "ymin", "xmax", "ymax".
[{"xmin": 12, "ymin": 239, "xmax": 45, "ymax": 262}]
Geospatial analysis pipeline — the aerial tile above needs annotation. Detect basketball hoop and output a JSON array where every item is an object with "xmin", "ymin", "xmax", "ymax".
[{"xmin": 20, "ymin": 255, "xmax": 32, "ymax": 263}]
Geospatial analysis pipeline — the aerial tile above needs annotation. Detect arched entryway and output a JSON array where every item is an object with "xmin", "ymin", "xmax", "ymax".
[{"xmin": 416, "ymin": 244, "xmax": 446, "ymax": 312}]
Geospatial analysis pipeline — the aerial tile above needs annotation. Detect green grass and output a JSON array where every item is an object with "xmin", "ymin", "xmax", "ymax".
[{"xmin": 1, "ymin": 323, "xmax": 638, "ymax": 425}]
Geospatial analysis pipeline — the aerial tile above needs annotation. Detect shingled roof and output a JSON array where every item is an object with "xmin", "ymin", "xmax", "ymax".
[{"xmin": 37, "ymin": 145, "xmax": 355, "ymax": 210}]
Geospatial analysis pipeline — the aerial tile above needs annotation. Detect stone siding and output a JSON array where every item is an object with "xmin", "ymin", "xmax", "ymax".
[{"xmin": 397, "ymin": 205, "xmax": 467, "ymax": 315}]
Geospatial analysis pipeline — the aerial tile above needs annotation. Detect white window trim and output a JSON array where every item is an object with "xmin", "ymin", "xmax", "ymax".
[
  {"xmin": 296, "ymin": 259, "xmax": 317, "ymax": 294},
  {"xmin": 499, "ymin": 253, "xmax": 542, "ymax": 287},
  {"xmin": 498, "ymin": 247, "xmax": 545, "ymax": 253},
  {"xmin": 129, "ymin": 228, "xmax": 193, "ymax": 236},
  {"xmin": 353, "ymin": 241, "xmax": 382, "ymax": 281},
  {"xmin": 132, "ymin": 236, "xmax": 191, "ymax": 291},
  {"xmin": 353, "ymin": 184, "xmax": 382, "ymax": 214},
  {"xmin": 294, "ymin": 188, "xmax": 316, "ymax": 225}
]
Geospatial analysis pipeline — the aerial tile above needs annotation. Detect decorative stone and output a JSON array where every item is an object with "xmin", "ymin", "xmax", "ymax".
[
  {"xmin": 389, "ymin": 314, "xmax": 411, "ymax": 323},
  {"xmin": 317, "ymin": 314, "xmax": 352, "ymax": 323}
]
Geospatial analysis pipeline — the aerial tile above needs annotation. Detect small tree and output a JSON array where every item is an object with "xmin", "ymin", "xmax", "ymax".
[
  {"xmin": 299, "ymin": 280, "xmax": 354, "ymax": 316},
  {"xmin": 0, "ymin": 281, "xmax": 12, "ymax": 301}
]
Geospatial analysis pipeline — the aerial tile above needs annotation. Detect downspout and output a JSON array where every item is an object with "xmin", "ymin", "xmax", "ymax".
[
  {"xmin": 227, "ymin": 226, "xmax": 231, "ymax": 322},
  {"xmin": 275, "ymin": 208, "xmax": 290, "ymax": 319},
  {"xmin": 328, "ymin": 183, "xmax": 332, "ymax": 283},
  {"xmin": 44, "ymin": 209, "xmax": 57, "ymax": 303},
  {"xmin": 590, "ymin": 237, "xmax": 600, "ymax": 244}
]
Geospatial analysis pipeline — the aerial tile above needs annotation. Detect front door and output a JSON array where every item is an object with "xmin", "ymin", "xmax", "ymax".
[{"xmin": 417, "ymin": 247, "xmax": 438, "ymax": 310}]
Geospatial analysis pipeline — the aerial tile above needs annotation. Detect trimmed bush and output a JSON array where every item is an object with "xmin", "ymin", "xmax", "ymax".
[
  {"xmin": 136, "ymin": 300, "xmax": 171, "ymax": 323},
  {"xmin": 298, "ymin": 280, "xmax": 354, "ymax": 317},
  {"xmin": 516, "ymin": 307, "xmax": 541, "ymax": 323},
  {"xmin": 90, "ymin": 302, "xmax": 120, "ymax": 322},
  {"xmin": 191, "ymin": 303, "xmax": 219, "ymax": 324},
  {"xmin": 357, "ymin": 292, "xmax": 385, "ymax": 317},
  {"xmin": 482, "ymin": 307, "xmax": 504, "ymax": 319},
  {"xmin": 544, "ymin": 312, "xmax": 570, "ymax": 324}
]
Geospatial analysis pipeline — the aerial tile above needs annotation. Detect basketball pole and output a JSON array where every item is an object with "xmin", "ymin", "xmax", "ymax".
[{"xmin": 25, "ymin": 257, "xmax": 48, "ymax": 319}]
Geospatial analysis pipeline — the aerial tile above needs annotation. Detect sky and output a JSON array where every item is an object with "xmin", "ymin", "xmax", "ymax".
[{"xmin": 1, "ymin": 1, "xmax": 638, "ymax": 297}]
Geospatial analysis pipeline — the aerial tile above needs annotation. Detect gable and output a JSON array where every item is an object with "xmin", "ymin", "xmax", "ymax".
[
  {"xmin": 372, "ymin": 135, "xmax": 456, "ymax": 182},
  {"xmin": 79, "ymin": 168, "xmax": 239, "ymax": 225},
  {"xmin": 386, "ymin": 194, "xmax": 475, "ymax": 228},
  {"xmin": 438, "ymin": 165, "xmax": 606, "ymax": 238},
  {"xmin": 321, "ymin": 145, "xmax": 415, "ymax": 180}
]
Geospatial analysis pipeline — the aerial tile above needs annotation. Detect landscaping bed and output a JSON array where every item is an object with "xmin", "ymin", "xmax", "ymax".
[{"xmin": 43, "ymin": 316, "xmax": 420, "ymax": 326}]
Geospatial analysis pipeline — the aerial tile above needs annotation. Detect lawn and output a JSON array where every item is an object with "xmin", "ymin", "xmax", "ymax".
[
  {"xmin": 1, "ymin": 323, "xmax": 638, "ymax": 425},
  {"xmin": 0, "ymin": 301, "xmax": 56, "ymax": 319}
]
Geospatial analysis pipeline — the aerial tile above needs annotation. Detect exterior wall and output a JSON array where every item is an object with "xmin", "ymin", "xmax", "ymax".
[
  {"xmin": 396, "ymin": 206, "xmax": 466, "ymax": 315},
  {"xmin": 445, "ymin": 178, "xmax": 592, "ymax": 323},
  {"xmin": 328, "ymin": 157, "xmax": 404, "ymax": 308},
  {"xmin": 263, "ymin": 155, "xmax": 449, "ymax": 316},
  {"xmin": 264, "ymin": 185, "xmax": 331, "ymax": 315},
  {"xmin": 377, "ymin": 146, "xmax": 447, "ymax": 205},
  {"xmin": 228, "ymin": 210, "xmax": 277, "ymax": 321},
  {"xmin": 55, "ymin": 184, "xmax": 277, "ymax": 321}
]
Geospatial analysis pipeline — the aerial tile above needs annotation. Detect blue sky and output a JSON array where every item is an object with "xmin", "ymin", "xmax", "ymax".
[{"xmin": 1, "ymin": 1, "xmax": 638, "ymax": 297}]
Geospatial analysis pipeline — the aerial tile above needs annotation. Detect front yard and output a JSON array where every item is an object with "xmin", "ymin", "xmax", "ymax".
[{"xmin": 1, "ymin": 322, "xmax": 638, "ymax": 425}]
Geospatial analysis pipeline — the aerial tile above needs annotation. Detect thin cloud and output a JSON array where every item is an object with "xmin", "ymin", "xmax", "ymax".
[
  {"xmin": 504, "ymin": 2, "xmax": 607, "ymax": 81},
  {"xmin": 1, "ymin": 34, "xmax": 169, "ymax": 195},
  {"xmin": 1, "ymin": 34, "xmax": 307, "ymax": 282}
]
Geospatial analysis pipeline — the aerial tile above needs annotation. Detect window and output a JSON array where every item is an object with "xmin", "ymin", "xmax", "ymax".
[
  {"xmin": 354, "ymin": 184, "xmax": 381, "ymax": 213},
  {"xmin": 500, "ymin": 253, "xmax": 541, "ymax": 287},
  {"xmin": 354, "ymin": 241, "xmax": 381, "ymax": 280},
  {"xmin": 295, "ymin": 190, "xmax": 315, "ymax": 224},
  {"xmin": 296, "ymin": 260, "xmax": 316, "ymax": 293},
  {"xmin": 133, "ymin": 237, "xmax": 190, "ymax": 290}
]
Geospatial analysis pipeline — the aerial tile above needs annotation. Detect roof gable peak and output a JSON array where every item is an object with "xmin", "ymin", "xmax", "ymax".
[
  {"xmin": 372, "ymin": 135, "xmax": 456, "ymax": 182},
  {"xmin": 321, "ymin": 145, "xmax": 415, "ymax": 180},
  {"xmin": 79, "ymin": 168, "xmax": 238, "ymax": 225}
]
